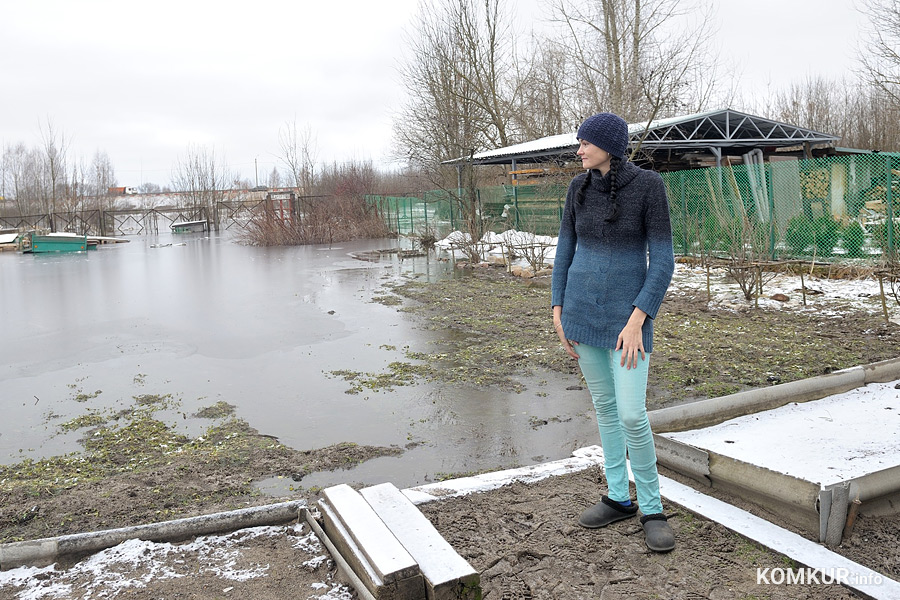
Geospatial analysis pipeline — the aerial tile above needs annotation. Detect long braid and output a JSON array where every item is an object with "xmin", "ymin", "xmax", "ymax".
[
  {"xmin": 575, "ymin": 170, "xmax": 592, "ymax": 206},
  {"xmin": 605, "ymin": 157, "xmax": 622, "ymax": 222}
]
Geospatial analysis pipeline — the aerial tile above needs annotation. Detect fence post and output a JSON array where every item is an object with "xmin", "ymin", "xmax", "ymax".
[
  {"xmin": 422, "ymin": 194, "xmax": 428, "ymax": 234},
  {"xmin": 389, "ymin": 197, "xmax": 396, "ymax": 233},
  {"xmin": 450, "ymin": 193, "xmax": 456, "ymax": 231},
  {"xmin": 768, "ymin": 163, "xmax": 776, "ymax": 260},
  {"xmin": 387, "ymin": 197, "xmax": 394, "ymax": 233},
  {"xmin": 887, "ymin": 155, "xmax": 895, "ymax": 260},
  {"xmin": 679, "ymin": 172, "xmax": 689, "ymax": 256},
  {"xmin": 513, "ymin": 184, "xmax": 520, "ymax": 230},
  {"xmin": 378, "ymin": 196, "xmax": 386, "ymax": 229}
]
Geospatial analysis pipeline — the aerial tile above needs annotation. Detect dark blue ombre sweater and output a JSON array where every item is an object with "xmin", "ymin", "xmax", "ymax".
[{"xmin": 550, "ymin": 162, "xmax": 675, "ymax": 353}]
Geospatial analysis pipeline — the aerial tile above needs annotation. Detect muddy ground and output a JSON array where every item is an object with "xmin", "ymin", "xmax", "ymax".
[{"xmin": 2, "ymin": 261, "xmax": 899, "ymax": 599}]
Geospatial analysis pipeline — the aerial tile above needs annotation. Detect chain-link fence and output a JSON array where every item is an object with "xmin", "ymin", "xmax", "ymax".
[
  {"xmin": 366, "ymin": 179, "xmax": 570, "ymax": 239},
  {"xmin": 368, "ymin": 153, "xmax": 899, "ymax": 262},
  {"xmin": 664, "ymin": 153, "xmax": 898, "ymax": 262}
]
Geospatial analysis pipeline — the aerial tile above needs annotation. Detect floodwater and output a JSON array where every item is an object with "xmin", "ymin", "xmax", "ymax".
[{"xmin": 0, "ymin": 233, "xmax": 598, "ymax": 490}]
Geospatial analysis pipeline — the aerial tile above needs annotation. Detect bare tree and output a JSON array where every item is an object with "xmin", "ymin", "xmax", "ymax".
[
  {"xmin": 62, "ymin": 158, "xmax": 88, "ymax": 215},
  {"xmin": 395, "ymin": 0, "xmax": 524, "ymax": 260},
  {"xmin": 515, "ymin": 39, "xmax": 572, "ymax": 138},
  {"xmin": 394, "ymin": 0, "xmax": 523, "ymax": 173},
  {"xmin": 858, "ymin": 0, "xmax": 900, "ymax": 107},
  {"xmin": 761, "ymin": 74, "xmax": 900, "ymax": 152},
  {"xmin": 39, "ymin": 118, "xmax": 70, "ymax": 220},
  {"xmin": 91, "ymin": 150, "xmax": 118, "ymax": 211},
  {"xmin": 769, "ymin": 75, "xmax": 849, "ymax": 136},
  {"xmin": 2, "ymin": 133, "xmax": 129, "ymax": 219},
  {"xmin": 846, "ymin": 86, "xmax": 900, "ymax": 150},
  {"xmin": 1, "ymin": 143, "xmax": 36, "ymax": 215},
  {"xmin": 278, "ymin": 120, "xmax": 318, "ymax": 194},
  {"xmin": 267, "ymin": 166, "xmax": 282, "ymax": 189},
  {"xmin": 171, "ymin": 144, "xmax": 232, "ymax": 220},
  {"xmin": 549, "ymin": 0, "xmax": 718, "ymax": 129},
  {"xmin": 242, "ymin": 159, "xmax": 388, "ymax": 246},
  {"xmin": 449, "ymin": 0, "xmax": 522, "ymax": 149}
]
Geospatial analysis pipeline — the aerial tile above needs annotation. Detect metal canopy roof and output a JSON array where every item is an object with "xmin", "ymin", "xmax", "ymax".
[{"xmin": 456, "ymin": 108, "xmax": 840, "ymax": 165}]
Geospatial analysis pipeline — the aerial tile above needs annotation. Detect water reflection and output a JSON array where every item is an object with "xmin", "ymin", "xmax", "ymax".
[{"xmin": 0, "ymin": 232, "xmax": 597, "ymax": 489}]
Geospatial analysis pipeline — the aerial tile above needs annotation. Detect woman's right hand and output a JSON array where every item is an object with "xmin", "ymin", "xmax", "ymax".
[{"xmin": 553, "ymin": 306, "xmax": 579, "ymax": 360}]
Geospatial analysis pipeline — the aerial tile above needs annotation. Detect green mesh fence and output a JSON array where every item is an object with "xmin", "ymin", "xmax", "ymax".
[
  {"xmin": 663, "ymin": 153, "xmax": 898, "ymax": 262},
  {"xmin": 368, "ymin": 153, "xmax": 899, "ymax": 261},
  {"xmin": 366, "ymin": 182, "xmax": 569, "ymax": 238}
]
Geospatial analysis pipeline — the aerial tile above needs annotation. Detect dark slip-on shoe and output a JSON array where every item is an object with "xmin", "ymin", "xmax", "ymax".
[
  {"xmin": 641, "ymin": 513, "xmax": 676, "ymax": 552},
  {"xmin": 578, "ymin": 495, "xmax": 639, "ymax": 528}
]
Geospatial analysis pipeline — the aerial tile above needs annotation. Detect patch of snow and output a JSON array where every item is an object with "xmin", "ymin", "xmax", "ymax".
[
  {"xmin": 292, "ymin": 524, "xmax": 324, "ymax": 554},
  {"xmin": 667, "ymin": 262, "xmax": 892, "ymax": 320},
  {"xmin": 0, "ymin": 523, "xmax": 339, "ymax": 599},
  {"xmin": 307, "ymin": 582, "xmax": 356, "ymax": 599},
  {"xmin": 302, "ymin": 555, "xmax": 330, "ymax": 569},
  {"xmin": 433, "ymin": 230, "xmax": 897, "ymax": 324},
  {"xmin": 0, "ymin": 565, "xmax": 72, "ymax": 600},
  {"xmin": 403, "ymin": 445, "xmax": 604, "ymax": 504},
  {"xmin": 665, "ymin": 380, "xmax": 900, "ymax": 486}
]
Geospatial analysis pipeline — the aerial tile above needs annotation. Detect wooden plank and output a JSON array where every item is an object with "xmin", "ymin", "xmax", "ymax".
[
  {"xmin": 361, "ymin": 483, "xmax": 480, "ymax": 600},
  {"xmin": 319, "ymin": 484, "xmax": 424, "ymax": 600}
]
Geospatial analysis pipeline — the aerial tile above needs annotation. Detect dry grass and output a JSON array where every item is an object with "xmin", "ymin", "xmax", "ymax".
[{"xmin": 239, "ymin": 195, "xmax": 390, "ymax": 246}]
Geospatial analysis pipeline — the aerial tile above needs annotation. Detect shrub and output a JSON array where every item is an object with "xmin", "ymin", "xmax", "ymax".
[
  {"xmin": 812, "ymin": 216, "xmax": 841, "ymax": 256},
  {"xmin": 841, "ymin": 221, "xmax": 866, "ymax": 257},
  {"xmin": 784, "ymin": 216, "xmax": 813, "ymax": 257},
  {"xmin": 239, "ymin": 195, "xmax": 390, "ymax": 246},
  {"xmin": 417, "ymin": 230, "xmax": 438, "ymax": 250}
]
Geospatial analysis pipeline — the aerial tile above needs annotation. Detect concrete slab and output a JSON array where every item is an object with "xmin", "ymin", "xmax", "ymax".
[
  {"xmin": 361, "ymin": 483, "xmax": 480, "ymax": 600},
  {"xmin": 664, "ymin": 380, "xmax": 900, "ymax": 486},
  {"xmin": 319, "ymin": 484, "xmax": 424, "ymax": 600},
  {"xmin": 660, "ymin": 379, "xmax": 900, "ymax": 544}
]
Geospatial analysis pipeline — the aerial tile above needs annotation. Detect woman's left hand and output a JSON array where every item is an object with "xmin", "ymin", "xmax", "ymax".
[{"xmin": 616, "ymin": 308, "xmax": 648, "ymax": 369}]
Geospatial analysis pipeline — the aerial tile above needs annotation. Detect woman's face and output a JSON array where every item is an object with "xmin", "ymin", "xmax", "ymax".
[{"xmin": 577, "ymin": 139, "xmax": 612, "ymax": 173}]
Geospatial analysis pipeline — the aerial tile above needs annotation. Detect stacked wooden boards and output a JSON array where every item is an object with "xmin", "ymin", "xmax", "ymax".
[{"xmin": 304, "ymin": 483, "xmax": 480, "ymax": 600}]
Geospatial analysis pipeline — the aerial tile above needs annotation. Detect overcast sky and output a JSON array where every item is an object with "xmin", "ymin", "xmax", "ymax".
[{"xmin": 0, "ymin": 0, "xmax": 870, "ymax": 188}]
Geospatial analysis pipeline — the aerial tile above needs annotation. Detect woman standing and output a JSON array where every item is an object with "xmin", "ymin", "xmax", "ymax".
[{"xmin": 551, "ymin": 112, "xmax": 676, "ymax": 552}]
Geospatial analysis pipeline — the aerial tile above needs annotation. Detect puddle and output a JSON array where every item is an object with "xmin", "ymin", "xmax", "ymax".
[{"xmin": 0, "ymin": 232, "xmax": 600, "ymax": 487}]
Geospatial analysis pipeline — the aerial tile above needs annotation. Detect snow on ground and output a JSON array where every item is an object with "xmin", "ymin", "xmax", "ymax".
[
  {"xmin": 0, "ymin": 523, "xmax": 351, "ymax": 600},
  {"xmin": 434, "ymin": 229, "xmax": 898, "ymax": 323},
  {"xmin": 667, "ymin": 261, "xmax": 893, "ymax": 320},
  {"xmin": 665, "ymin": 380, "xmax": 900, "ymax": 487}
]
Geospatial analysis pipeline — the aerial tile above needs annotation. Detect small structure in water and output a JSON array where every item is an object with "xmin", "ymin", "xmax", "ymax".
[
  {"xmin": 171, "ymin": 220, "xmax": 208, "ymax": 234},
  {"xmin": 0, "ymin": 230, "xmax": 19, "ymax": 252},
  {"xmin": 22, "ymin": 232, "xmax": 91, "ymax": 253}
]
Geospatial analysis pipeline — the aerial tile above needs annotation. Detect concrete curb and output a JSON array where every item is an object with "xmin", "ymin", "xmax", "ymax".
[
  {"xmin": 0, "ymin": 500, "xmax": 304, "ymax": 571},
  {"xmin": 649, "ymin": 357, "xmax": 900, "ymax": 433}
]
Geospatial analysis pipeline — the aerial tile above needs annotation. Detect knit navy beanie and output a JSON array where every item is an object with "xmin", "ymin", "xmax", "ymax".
[{"xmin": 576, "ymin": 112, "xmax": 629, "ymax": 159}]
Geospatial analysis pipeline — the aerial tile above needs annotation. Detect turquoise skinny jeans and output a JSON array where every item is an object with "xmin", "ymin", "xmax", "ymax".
[{"xmin": 576, "ymin": 343, "xmax": 663, "ymax": 515}]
